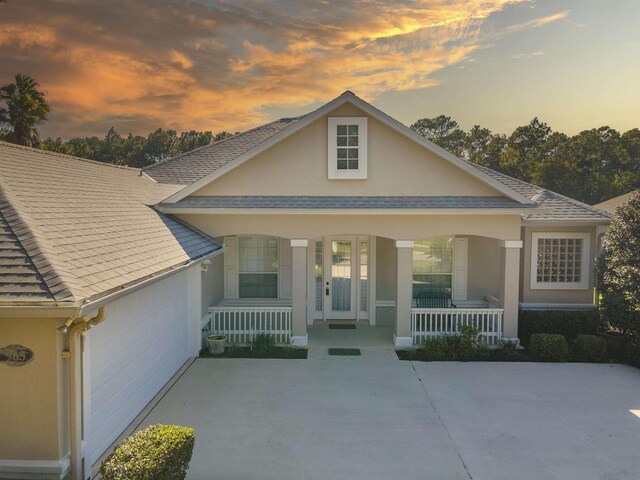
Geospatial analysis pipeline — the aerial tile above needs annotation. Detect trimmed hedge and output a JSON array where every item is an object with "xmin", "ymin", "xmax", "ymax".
[
  {"xmin": 518, "ymin": 310, "xmax": 600, "ymax": 346},
  {"xmin": 100, "ymin": 424, "xmax": 195, "ymax": 480},
  {"xmin": 625, "ymin": 342, "xmax": 640, "ymax": 368},
  {"xmin": 573, "ymin": 334, "xmax": 607, "ymax": 363},
  {"xmin": 529, "ymin": 334, "xmax": 568, "ymax": 362}
]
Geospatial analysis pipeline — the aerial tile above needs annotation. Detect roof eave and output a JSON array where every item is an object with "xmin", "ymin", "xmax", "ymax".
[{"xmin": 158, "ymin": 206, "xmax": 544, "ymax": 215}]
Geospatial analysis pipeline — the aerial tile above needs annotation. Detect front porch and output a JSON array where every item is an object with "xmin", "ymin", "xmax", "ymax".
[{"xmin": 203, "ymin": 234, "xmax": 520, "ymax": 347}]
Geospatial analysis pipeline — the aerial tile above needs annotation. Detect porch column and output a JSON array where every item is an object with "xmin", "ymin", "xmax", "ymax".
[
  {"xmin": 500, "ymin": 240, "xmax": 522, "ymax": 339},
  {"xmin": 291, "ymin": 239, "xmax": 308, "ymax": 346},
  {"xmin": 395, "ymin": 240, "xmax": 414, "ymax": 347}
]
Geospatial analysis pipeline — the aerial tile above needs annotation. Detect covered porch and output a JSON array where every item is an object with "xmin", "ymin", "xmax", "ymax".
[{"xmin": 203, "ymin": 232, "xmax": 520, "ymax": 348}]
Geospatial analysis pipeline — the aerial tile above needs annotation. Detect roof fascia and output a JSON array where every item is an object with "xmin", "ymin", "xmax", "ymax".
[
  {"xmin": 159, "ymin": 206, "xmax": 541, "ymax": 215},
  {"xmin": 162, "ymin": 92, "xmax": 535, "ymax": 205}
]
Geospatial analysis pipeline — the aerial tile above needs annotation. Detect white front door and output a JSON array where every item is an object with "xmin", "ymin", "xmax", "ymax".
[{"xmin": 324, "ymin": 236, "xmax": 358, "ymax": 319}]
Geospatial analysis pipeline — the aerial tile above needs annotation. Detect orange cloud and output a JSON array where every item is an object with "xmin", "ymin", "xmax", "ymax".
[{"xmin": 0, "ymin": 0, "xmax": 569, "ymax": 138}]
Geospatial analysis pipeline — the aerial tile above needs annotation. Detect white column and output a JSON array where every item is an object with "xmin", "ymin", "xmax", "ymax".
[
  {"xmin": 500, "ymin": 240, "xmax": 522, "ymax": 339},
  {"xmin": 291, "ymin": 239, "xmax": 308, "ymax": 346},
  {"xmin": 395, "ymin": 240, "xmax": 414, "ymax": 347}
]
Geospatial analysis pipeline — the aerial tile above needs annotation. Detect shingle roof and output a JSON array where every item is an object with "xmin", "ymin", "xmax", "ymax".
[
  {"xmin": 144, "ymin": 116, "xmax": 305, "ymax": 185},
  {"xmin": 162, "ymin": 196, "xmax": 533, "ymax": 210},
  {"xmin": 0, "ymin": 142, "xmax": 221, "ymax": 305},
  {"xmin": 0, "ymin": 209, "xmax": 53, "ymax": 302},
  {"xmin": 594, "ymin": 191, "xmax": 637, "ymax": 214},
  {"xmin": 470, "ymin": 164, "xmax": 612, "ymax": 222},
  {"xmin": 144, "ymin": 98, "xmax": 611, "ymax": 223}
]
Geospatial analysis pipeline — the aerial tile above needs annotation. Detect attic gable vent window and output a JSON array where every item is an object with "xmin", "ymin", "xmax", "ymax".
[{"xmin": 328, "ymin": 117, "xmax": 368, "ymax": 179}]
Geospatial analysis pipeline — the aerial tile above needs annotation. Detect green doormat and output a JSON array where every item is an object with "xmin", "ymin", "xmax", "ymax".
[
  {"xmin": 328, "ymin": 348, "xmax": 361, "ymax": 356},
  {"xmin": 329, "ymin": 324, "xmax": 356, "ymax": 330}
]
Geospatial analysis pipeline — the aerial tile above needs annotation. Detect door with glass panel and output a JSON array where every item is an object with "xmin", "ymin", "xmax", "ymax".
[{"xmin": 323, "ymin": 237, "xmax": 358, "ymax": 319}]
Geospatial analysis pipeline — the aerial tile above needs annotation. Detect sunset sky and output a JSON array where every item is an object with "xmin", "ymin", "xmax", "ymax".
[{"xmin": 1, "ymin": 0, "xmax": 639, "ymax": 139}]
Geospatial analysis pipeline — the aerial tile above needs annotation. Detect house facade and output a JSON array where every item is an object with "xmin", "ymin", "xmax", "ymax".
[
  {"xmin": 147, "ymin": 91, "xmax": 611, "ymax": 347},
  {"xmin": 0, "ymin": 92, "xmax": 611, "ymax": 480}
]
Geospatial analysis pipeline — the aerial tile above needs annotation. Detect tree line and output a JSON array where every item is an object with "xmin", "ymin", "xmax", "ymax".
[{"xmin": 1, "ymin": 73, "xmax": 638, "ymax": 204}]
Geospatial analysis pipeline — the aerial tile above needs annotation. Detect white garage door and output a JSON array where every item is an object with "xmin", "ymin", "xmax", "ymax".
[{"xmin": 86, "ymin": 267, "xmax": 198, "ymax": 466}]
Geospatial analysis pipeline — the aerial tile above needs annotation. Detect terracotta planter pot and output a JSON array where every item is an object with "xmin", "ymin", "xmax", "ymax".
[{"xmin": 601, "ymin": 332, "xmax": 629, "ymax": 357}]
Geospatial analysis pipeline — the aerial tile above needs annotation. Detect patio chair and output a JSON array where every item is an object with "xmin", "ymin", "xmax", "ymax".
[{"xmin": 414, "ymin": 290, "xmax": 457, "ymax": 308}]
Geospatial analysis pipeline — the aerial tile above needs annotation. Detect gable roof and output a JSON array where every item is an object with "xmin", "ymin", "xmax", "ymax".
[
  {"xmin": 593, "ymin": 191, "xmax": 637, "ymax": 214},
  {"xmin": 0, "ymin": 141, "xmax": 222, "ymax": 306},
  {"xmin": 472, "ymin": 164, "xmax": 611, "ymax": 222},
  {"xmin": 146, "ymin": 92, "xmax": 535, "ymax": 206},
  {"xmin": 144, "ymin": 116, "xmax": 305, "ymax": 185}
]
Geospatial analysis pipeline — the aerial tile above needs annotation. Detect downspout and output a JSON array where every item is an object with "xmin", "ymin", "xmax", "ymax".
[{"xmin": 67, "ymin": 307, "xmax": 106, "ymax": 480}]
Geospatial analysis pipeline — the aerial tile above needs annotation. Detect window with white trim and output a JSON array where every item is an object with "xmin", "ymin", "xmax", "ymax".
[
  {"xmin": 328, "ymin": 117, "xmax": 368, "ymax": 179},
  {"xmin": 412, "ymin": 236, "xmax": 454, "ymax": 298},
  {"xmin": 530, "ymin": 232, "xmax": 590, "ymax": 290},
  {"xmin": 238, "ymin": 236, "xmax": 279, "ymax": 298}
]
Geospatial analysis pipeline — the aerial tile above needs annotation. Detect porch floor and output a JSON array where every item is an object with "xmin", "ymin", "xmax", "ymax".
[{"xmin": 307, "ymin": 323, "xmax": 394, "ymax": 348}]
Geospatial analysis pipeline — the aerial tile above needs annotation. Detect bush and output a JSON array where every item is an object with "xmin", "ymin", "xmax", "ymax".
[
  {"xmin": 251, "ymin": 333, "xmax": 276, "ymax": 355},
  {"xmin": 420, "ymin": 325, "xmax": 489, "ymax": 361},
  {"xmin": 597, "ymin": 191, "xmax": 640, "ymax": 338},
  {"xmin": 518, "ymin": 310, "xmax": 600, "ymax": 346},
  {"xmin": 573, "ymin": 334, "xmax": 607, "ymax": 363},
  {"xmin": 625, "ymin": 341, "xmax": 640, "ymax": 368},
  {"xmin": 528, "ymin": 334, "xmax": 568, "ymax": 362},
  {"xmin": 100, "ymin": 424, "xmax": 195, "ymax": 480}
]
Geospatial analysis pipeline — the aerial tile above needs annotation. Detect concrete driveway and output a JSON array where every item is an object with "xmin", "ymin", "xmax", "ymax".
[{"xmin": 139, "ymin": 353, "xmax": 640, "ymax": 480}]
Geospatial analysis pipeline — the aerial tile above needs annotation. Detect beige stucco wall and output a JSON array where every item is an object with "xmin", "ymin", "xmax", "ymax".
[
  {"xmin": 0, "ymin": 317, "xmax": 68, "ymax": 461},
  {"xmin": 466, "ymin": 236, "xmax": 502, "ymax": 301},
  {"xmin": 176, "ymin": 213, "xmax": 523, "ymax": 242},
  {"xmin": 201, "ymin": 252, "xmax": 224, "ymax": 314},
  {"xmin": 191, "ymin": 103, "xmax": 504, "ymax": 198},
  {"xmin": 375, "ymin": 237, "xmax": 397, "ymax": 326},
  {"xmin": 520, "ymin": 225, "xmax": 598, "ymax": 305}
]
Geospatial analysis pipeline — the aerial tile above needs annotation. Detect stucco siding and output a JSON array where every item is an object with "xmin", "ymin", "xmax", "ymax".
[
  {"xmin": 190, "ymin": 103, "xmax": 504, "ymax": 198},
  {"xmin": 176, "ymin": 213, "xmax": 522, "ymax": 243},
  {"xmin": 0, "ymin": 317, "xmax": 67, "ymax": 461},
  {"xmin": 466, "ymin": 236, "xmax": 502, "ymax": 301},
  {"xmin": 520, "ymin": 225, "xmax": 598, "ymax": 305},
  {"xmin": 202, "ymin": 252, "xmax": 224, "ymax": 314}
]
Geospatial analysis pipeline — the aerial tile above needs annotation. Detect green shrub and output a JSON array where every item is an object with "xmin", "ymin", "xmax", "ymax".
[
  {"xmin": 251, "ymin": 333, "xmax": 276, "ymax": 355},
  {"xmin": 573, "ymin": 334, "xmax": 607, "ymax": 362},
  {"xmin": 498, "ymin": 338, "xmax": 520, "ymax": 359},
  {"xmin": 518, "ymin": 310, "xmax": 600, "ymax": 346},
  {"xmin": 529, "ymin": 334, "xmax": 568, "ymax": 362},
  {"xmin": 625, "ymin": 341, "xmax": 640, "ymax": 368},
  {"xmin": 100, "ymin": 424, "xmax": 195, "ymax": 480},
  {"xmin": 597, "ymin": 191, "xmax": 640, "ymax": 338},
  {"xmin": 420, "ymin": 325, "xmax": 489, "ymax": 361}
]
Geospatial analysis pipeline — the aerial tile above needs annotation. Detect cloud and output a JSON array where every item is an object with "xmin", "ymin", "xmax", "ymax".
[
  {"xmin": 0, "ymin": 0, "xmax": 568, "ymax": 138},
  {"xmin": 511, "ymin": 50, "xmax": 545, "ymax": 59}
]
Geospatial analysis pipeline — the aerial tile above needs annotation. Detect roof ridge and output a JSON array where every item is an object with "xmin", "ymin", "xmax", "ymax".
[
  {"xmin": 0, "ymin": 183, "xmax": 80, "ymax": 302},
  {"xmin": 0, "ymin": 141, "xmax": 141, "ymax": 172},
  {"xmin": 144, "ymin": 116, "xmax": 306, "ymax": 172}
]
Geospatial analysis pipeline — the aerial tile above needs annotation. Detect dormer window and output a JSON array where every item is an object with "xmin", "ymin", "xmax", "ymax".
[{"xmin": 328, "ymin": 117, "xmax": 367, "ymax": 179}]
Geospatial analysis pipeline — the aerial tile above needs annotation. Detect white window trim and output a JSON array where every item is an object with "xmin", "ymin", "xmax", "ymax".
[
  {"xmin": 530, "ymin": 232, "xmax": 590, "ymax": 290},
  {"xmin": 327, "ymin": 117, "xmax": 368, "ymax": 179},
  {"xmin": 237, "ymin": 235, "xmax": 279, "ymax": 299}
]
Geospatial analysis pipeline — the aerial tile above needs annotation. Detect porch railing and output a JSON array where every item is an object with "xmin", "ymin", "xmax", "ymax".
[
  {"xmin": 411, "ymin": 308, "xmax": 504, "ymax": 345},
  {"xmin": 209, "ymin": 306, "xmax": 292, "ymax": 344}
]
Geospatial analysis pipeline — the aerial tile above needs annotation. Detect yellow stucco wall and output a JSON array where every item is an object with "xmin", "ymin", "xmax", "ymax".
[
  {"xmin": 191, "ymin": 103, "xmax": 504, "ymax": 198},
  {"xmin": 0, "ymin": 317, "xmax": 68, "ymax": 460}
]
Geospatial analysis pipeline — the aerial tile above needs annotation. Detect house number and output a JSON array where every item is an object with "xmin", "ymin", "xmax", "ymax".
[{"xmin": 0, "ymin": 344, "xmax": 34, "ymax": 367}]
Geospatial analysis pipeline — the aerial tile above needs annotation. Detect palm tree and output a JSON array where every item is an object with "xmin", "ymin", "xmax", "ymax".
[{"xmin": 0, "ymin": 74, "xmax": 50, "ymax": 146}]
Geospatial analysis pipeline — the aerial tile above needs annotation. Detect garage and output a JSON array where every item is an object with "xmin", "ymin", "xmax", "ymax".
[{"xmin": 85, "ymin": 266, "xmax": 201, "ymax": 466}]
